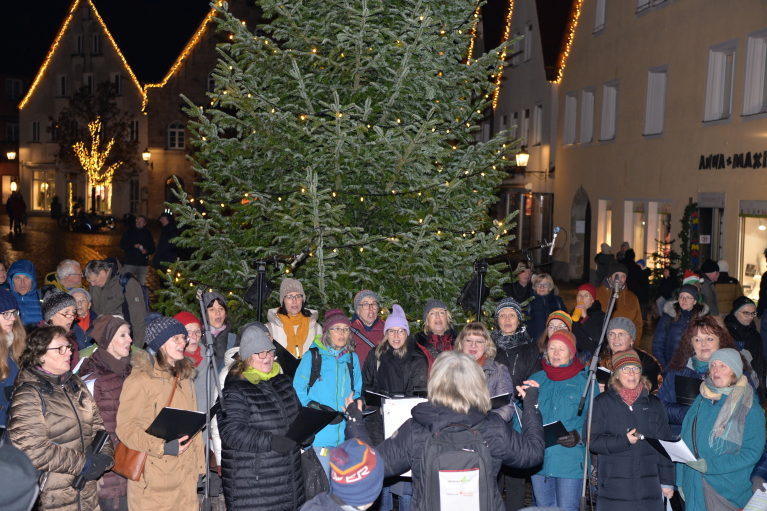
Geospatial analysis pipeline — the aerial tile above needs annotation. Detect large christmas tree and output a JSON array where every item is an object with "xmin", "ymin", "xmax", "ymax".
[{"xmin": 158, "ymin": 0, "xmax": 520, "ymax": 327}]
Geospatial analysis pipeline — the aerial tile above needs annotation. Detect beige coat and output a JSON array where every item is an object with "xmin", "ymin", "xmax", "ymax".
[
  {"xmin": 266, "ymin": 308, "xmax": 322, "ymax": 358},
  {"xmin": 596, "ymin": 285, "xmax": 644, "ymax": 340},
  {"xmin": 9, "ymin": 367, "xmax": 114, "ymax": 511},
  {"xmin": 116, "ymin": 349, "xmax": 204, "ymax": 511}
]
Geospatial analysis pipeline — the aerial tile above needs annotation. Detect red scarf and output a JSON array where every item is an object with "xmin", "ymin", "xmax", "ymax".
[
  {"xmin": 429, "ymin": 332, "xmax": 454, "ymax": 353},
  {"xmin": 187, "ymin": 345, "xmax": 203, "ymax": 367},
  {"xmin": 618, "ymin": 382, "xmax": 643, "ymax": 406},
  {"xmin": 541, "ymin": 357, "xmax": 584, "ymax": 381},
  {"xmin": 476, "ymin": 355, "xmax": 487, "ymax": 367}
]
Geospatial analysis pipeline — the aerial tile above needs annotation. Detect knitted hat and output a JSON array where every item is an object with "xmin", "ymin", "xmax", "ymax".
[
  {"xmin": 241, "ymin": 321, "xmax": 270, "ymax": 335},
  {"xmin": 577, "ymin": 284, "xmax": 597, "ymax": 302},
  {"xmin": 0, "ymin": 291, "xmax": 19, "ymax": 314},
  {"xmin": 495, "ymin": 297, "xmax": 523, "ymax": 321},
  {"xmin": 546, "ymin": 310, "xmax": 572, "ymax": 331},
  {"xmin": 422, "ymin": 298, "xmax": 448, "ymax": 323},
  {"xmin": 173, "ymin": 311, "xmax": 201, "ymax": 328},
  {"xmin": 42, "ymin": 290, "xmax": 77, "ymax": 322},
  {"xmin": 239, "ymin": 323, "xmax": 274, "ymax": 360},
  {"xmin": 145, "ymin": 313, "xmax": 188, "ymax": 353},
  {"xmin": 710, "ymin": 348, "xmax": 743, "ymax": 380},
  {"xmin": 682, "ymin": 270, "xmax": 701, "ymax": 285},
  {"xmin": 324, "ymin": 308, "xmax": 351, "ymax": 330},
  {"xmin": 353, "ymin": 290, "xmax": 381, "ymax": 311},
  {"xmin": 203, "ymin": 291, "xmax": 227, "ymax": 311},
  {"xmin": 601, "ymin": 243, "xmax": 611, "ymax": 254},
  {"xmin": 606, "ymin": 317, "xmax": 636, "ymax": 341},
  {"xmin": 678, "ymin": 284, "xmax": 700, "ymax": 301},
  {"xmin": 608, "ymin": 263, "xmax": 628, "ymax": 277},
  {"xmin": 0, "ymin": 443, "xmax": 39, "ymax": 511},
  {"xmin": 329, "ymin": 439, "xmax": 385, "ymax": 507},
  {"xmin": 548, "ymin": 331, "xmax": 577, "ymax": 357},
  {"xmin": 700, "ymin": 259, "xmax": 720, "ymax": 274},
  {"xmin": 68, "ymin": 287, "xmax": 91, "ymax": 302},
  {"xmin": 731, "ymin": 296, "xmax": 756, "ymax": 316},
  {"xmin": 612, "ymin": 349, "xmax": 642, "ymax": 373},
  {"xmin": 279, "ymin": 278, "xmax": 305, "ymax": 304},
  {"xmin": 90, "ymin": 314, "xmax": 129, "ymax": 350},
  {"xmin": 384, "ymin": 304, "xmax": 409, "ymax": 335},
  {"xmin": 718, "ymin": 260, "xmax": 729, "ymax": 273}
]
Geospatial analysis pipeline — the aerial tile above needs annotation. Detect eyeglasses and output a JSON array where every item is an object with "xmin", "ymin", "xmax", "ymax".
[
  {"xmin": 620, "ymin": 366, "xmax": 641, "ymax": 374},
  {"xmin": 57, "ymin": 311, "xmax": 77, "ymax": 318},
  {"xmin": 465, "ymin": 339, "xmax": 487, "ymax": 346},
  {"xmin": 359, "ymin": 302, "xmax": 379, "ymax": 310},
  {"xmin": 428, "ymin": 310, "xmax": 447, "ymax": 318},
  {"xmin": 75, "ymin": 299, "xmax": 89, "ymax": 306},
  {"xmin": 535, "ymin": 283, "xmax": 551, "ymax": 288},
  {"xmin": 547, "ymin": 323, "xmax": 567, "ymax": 332},
  {"xmin": 1, "ymin": 310, "xmax": 19, "ymax": 320},
  {"xmin": 284, "ymin": 294, "xmax": 303, "ymax": 302},
  {"xmin": 170, "ymin": 336, "xmax": 189, "ymax": 345},
  {"xmin": 388, "ymin": 328, "xmax": 407, "ymax": 337},
  {"xmin": 47, "ymin": 344, "xmax": 73, "ymax": 355},
  {"xmin": 329, "ymin": 327, "xmax": 350, "ymax": 334},
  {"xmin": 187, "ymin": 329, "xmax": 202, "ymax": 338},
  {"xmin": 608, "ymin": 332, "xmax": 631, "ymax": 340},
  {"xmin": 256, "ymin": 350, "xmax": 276, "ymax": 359},
  {"xmin": 740, "ymin": 311, "xmax": 758, "ymax": 318}
]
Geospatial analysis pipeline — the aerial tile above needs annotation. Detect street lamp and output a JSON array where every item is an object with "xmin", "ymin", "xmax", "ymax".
[
  {"xmin": 515, "ymin": 146, "xmax": 529, "ymax": 168},
  {"xmin": 10, "ymin": 181, "xmax": 17, "ymax": 192},
  {"xmin": 6, "ymin": 151, "xmax": 16, "ymax": 161},
  {"xmin": 142, "ymin": 148, "xmax": 151, "ymax": 161}
]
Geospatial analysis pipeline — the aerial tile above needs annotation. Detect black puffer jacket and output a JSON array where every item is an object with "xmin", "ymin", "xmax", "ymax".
[
  {"xmin": 492, "ymin": 330, "xmax": 541, "ymax": 393},
  {"xmin": 590, "ymin": 386, "xmax": 675, "ymax": 511},
  {"xmin": 571, "ymin": 301, "xmax": 606, "ymax": 356},
  {"xmin": 347, "ymin": 398, "xmax": 544, "ymax": 511},
  {"xmin": 217, "ymin": 372, "xmax": 305, "ymax": 511},
  {"xmin": 725, "ymin": 313, "xmax": 767, "ymax": 402}
]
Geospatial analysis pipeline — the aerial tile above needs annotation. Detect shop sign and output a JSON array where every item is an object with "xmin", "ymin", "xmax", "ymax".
[
  {"xmin": 698, "ymin": 193, "xmax": 725, "ymax": 209},
  {"xmin": 699, "ymin": 151, "xmax": 767, "ymax": 170}
]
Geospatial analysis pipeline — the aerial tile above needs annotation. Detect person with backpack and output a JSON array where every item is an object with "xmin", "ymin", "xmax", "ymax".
[
  {"xmin": 345, "ymin": 350, "xmax": 545, "ymax": 511},
  {"xmin": 293, "ymin": 308, "xmax": 362, "ymax": 480},
  {"xmin": 84, "ymin": 259, "xmax": 147, "ymax": 348}
]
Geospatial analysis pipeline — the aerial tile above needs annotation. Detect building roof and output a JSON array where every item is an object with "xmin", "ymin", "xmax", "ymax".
[{"xmin": 534, "ymin": 0, "xmax": 579, "ymax": 83}]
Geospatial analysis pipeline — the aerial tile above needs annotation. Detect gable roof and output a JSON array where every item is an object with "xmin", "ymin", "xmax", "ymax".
[{"xmin": 535, "ymin": 0, "xmax": 580, "ymax": 83}]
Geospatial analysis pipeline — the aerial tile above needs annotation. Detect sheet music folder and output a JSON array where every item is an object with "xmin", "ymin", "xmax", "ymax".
[
  {"xmin": 543, "ymin": 421, "xmax": 568, "ymax": 448},
  {"xmin": 146, "ymin": 407, "xmax": 207, "ymax": 442},
  {"xmin": 284, "ymin": 407, "xmax": 340, "ymax": 444},
  {"xmin": 675, "ymin": 375, "xmax": 702, "ymax": 406}
]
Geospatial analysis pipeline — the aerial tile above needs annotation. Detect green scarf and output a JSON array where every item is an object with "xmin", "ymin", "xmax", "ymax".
[{"xmin": 243, "ymin": 362, "xmax": 281, "ymax": 385}]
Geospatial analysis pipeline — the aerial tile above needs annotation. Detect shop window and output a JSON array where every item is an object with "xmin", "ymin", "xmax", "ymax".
[
  {"xmin": 743, "ymin": 29, "xmax": 767, "ymax": 116},
  {"xmin": 580, "ymin": 88, "xmax": 595, "ymax": 143},
  {"xmin": 600, "ymin": 81, "xmax": 618, "ymax": 141},
  {"xmin": 594, "ymin": 0, "xmax": 606, "ymax": 33},
  {"xmin": 704, "ymin": 40, "xmax": 736, "ymax": 122},
  {"xmin": 33, "ymin": 171, "xmax": 55, "ymax": 211},
  {"xmin": 168, "ymin": 122, "xmax": 185, "ymax": 149},
  {"xmin": 738, "ymin": 206, "xmax": 767, "ymax": 298},
  {"xmin": 644, "ymin": 67, "xmax": 667, "ymax": 135},
  {"xmin": 563, "ymin": 93, "xmax": 578, "ymax": 145}
]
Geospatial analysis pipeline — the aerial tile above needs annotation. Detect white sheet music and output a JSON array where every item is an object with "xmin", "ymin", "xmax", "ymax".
[
  {"xmin": 744, "ymin": 489, "xmax": 767, "ymax": 510},
  {"xmin": 658, "ymin": 439, "xmax": 697, "ymax": 463}
]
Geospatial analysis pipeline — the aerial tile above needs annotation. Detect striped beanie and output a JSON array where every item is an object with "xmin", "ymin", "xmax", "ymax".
[
  {"xmin": 612, "ymin": 349, "xmax": 642, "ymax": 373},
  {"xmin": 546, "ymin": 310, "xmax": 572, "ymax": 331}
]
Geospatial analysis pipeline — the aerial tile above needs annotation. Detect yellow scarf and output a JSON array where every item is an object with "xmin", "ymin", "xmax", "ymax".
[
  {"xmin": 279, "ymin": 313, "xmax": 310, "ymax": 357},
  {"xmin": 242, "ymin": 362, "xmax": 281, "ymax": 385}
]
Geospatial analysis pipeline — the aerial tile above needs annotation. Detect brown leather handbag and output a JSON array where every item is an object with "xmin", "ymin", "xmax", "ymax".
[{"xmin": 112, "ymin": 376, "xmax": 178, "ymax": 481}]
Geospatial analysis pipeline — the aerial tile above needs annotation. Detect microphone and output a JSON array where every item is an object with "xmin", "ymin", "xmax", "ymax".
[
  {"xmin": 290, "ymin": 243, "xmax": 312, "ymax": 270},
  {"xmin": 613, "ymin": 277, "xmax": 621, "ymax": 297},
  {"xmin": 195, "ymin": 287, "xmax": 204, "ymax": 302},
  {"xmin": 548, "ymin": 227, "xmax": 560, "ymax": 256}
]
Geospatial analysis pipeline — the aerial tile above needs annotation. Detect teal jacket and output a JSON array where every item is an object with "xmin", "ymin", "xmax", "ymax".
[
  {"xmin": 529, "ymin": 363, "xmax": 597, "ymax": 479},
  {"xmin": 677, "ymin": 389, "xmax": 766, "ymax": 511},
  {"xmin": 293, "ymin": 336, "xmax": 363, "ymax": 448}
]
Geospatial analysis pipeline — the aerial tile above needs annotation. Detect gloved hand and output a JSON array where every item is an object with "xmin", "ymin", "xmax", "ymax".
[
  {"xmin": 556, "ymin": 429, "xmax": 581, "ymax": 448},
  {"xmin": 522, "ymin": 386, "xmax": 539, "ymax": 408},
  {"xmin": 345, "ymin": 402, "xmax": 363, "ymax": 424},
  {"xmin": 270, "ymin": 435, "xmax": 297, "ymax": 453},
  {"xmin": 686, "ymin": 458, "xmax": 708, "ymax": 473},
  {"xmin": 83, "ymin": 453, "xmax": 114, "ymax": 481},
  {"xmin": 753, "ymin": 476, "xmax": 767, "ymax": 493}
]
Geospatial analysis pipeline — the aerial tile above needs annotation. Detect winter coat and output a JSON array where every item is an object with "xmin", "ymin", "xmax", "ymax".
[
  {"xmin": 266, "ymin": 308, "xmax": 322, "ymax": 358},
  {"xmin": 677, "ymin": 388, "xmax": 766, "ymax": 511},
  {"xmin": 293, "ymin": 337, "xmax": 362, "ymax": 448},
  {"xmin": 594, "ymin": 253, "xmax": 617, "ymax": 285},
  {"xmin": 346, "ymin": 399, "xmax": 545, "ymax": 511},
  {"xmin": 503, "ymin": 280, "xmax": 533, "ymax": 305},
  {"xmin": 492, "ymin": 330, "xmax": 542, "ymax": 392},
  {"xmin": 698, "ymin": 273, "xmax": 720, "ymax": 316},
  {"xmin": 529, "ymin": 364, "xmax": 597, "ymax": 479},
  {"xmin": 725, "ymin": 313, "xmax": 766, "ymax": 401},
  {"xmin": 210, "ymin": 322, "xmax": 235, "ymax": 370},
  {"xmin": 657, "ymin": 269, "xmax": 679, "ymax": 300},
  {"xmin": 217, "ymin": 372, "xmax": 305, "ymax": 511},
  {"xmin": 652, "ymin": 301, "xmax": 709, "ymax": 369},
  {"xmin": 596, "ymin": 283, "xmax": 643, "ymax": 340},
  {"xmin": 301, "ymin": 492, "xmax": 355, "ymax": 511},
  {"xmin": 89, "ymin": 260, "xmax": 146, "ymax": 348},
  {"xmin": 8, "ymin": 367, "xmax": 114, "ymax": 511},
  {"xmin": 153, "ymin": 221, "xmax": 180, "ymax": 269},
  {"xmin": 526, "ymin": 292, "xmax": 567, "ymax": 342},
  {"xmin": 590, "ymin": 387, "xmax": 674, "ymax": 511},
  {"xmin": 571, "ymin": 301, "xmax": 606, "ymax": 356},
  {"xmin": 597, "ymin": 346, "xmax": 663, "ymax": 394},
  {"xmin": 115, "ymin": 349, "xmax": 205, "ymax": 511},
  {"xmin": 8, "ymin": 259, "xmax": 42, "ymax": 326},
  {"xmin": 362, "ymin": 340, "xmax": 428, "ymax": 445},
  {"xmin": 483, "ymin": 359, "xmax": 515, "ymax": 422},
  {"xmin": 657, "ymin": 360, "xmax": 706, "ymax": 437},
  {"xmin": 350, "ymin": 315, "xmax": 384, "ymax": 368},
  {"xmin": 119, "ymin": 226, "xmax": 156, "ymax": 267},
  {"xmin": 78, "ymin": 349, "xmax": 131, "ymax": 502},
  {"xmin": 413, "ymin": 327, "xmax": 459, "ymax": 370},
  {"xmin": 43, "ymin": 271, "xmax": 86, "ymax": 293},
  {"xmin": 0, "ymin": 355, "xmax": 18, "ymax": 424},
  {"xmin": 6, "ymin": 192, "xmax": 26, "ymax": 219}
]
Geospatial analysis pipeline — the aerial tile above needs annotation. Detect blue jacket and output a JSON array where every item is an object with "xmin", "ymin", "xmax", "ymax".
[
  {"xmin": 8, "ymin": 260, "xmax": 42, "ymax": 326},
  {"xmin": 677, "ymin": 389, "xmax": 765, "ymax": 511},
  {"xmin": 657, "ymin": 361, "xmax": 707, "ymax": 437},
  {"xmin": 752, "ymin": 443, "xmax": 767, "ymax": 486},
  {"xmin": 0, "ymin": 356, "xmax": 18, "ymax": 425},
  {"xmin": 526, "ymin": 293, "xmax": 566, "ymax": 342},
  {"xmin": 652, "ymin": 300, "xmax": 708, "ymax": 369},
  {"xmin": 293, "ymin": 337, "xmax": 362, "ymax": 449},
  {"xmin": 529, "ymin": 363, "xmax": 597, "ymax": 479}
]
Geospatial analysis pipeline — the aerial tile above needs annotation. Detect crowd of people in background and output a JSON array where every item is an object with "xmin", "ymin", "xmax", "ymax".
[{"xmin": 1, "ymin": 236, "xmax": 767, "ymax": 511}]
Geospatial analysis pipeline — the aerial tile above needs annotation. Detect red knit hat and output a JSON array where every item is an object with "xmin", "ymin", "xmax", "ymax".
[
  {"xmin": 549, "ymin": 331, "xmax": 577, "ymax": 357},
  {"xmin": 577, "ymin": 283, "xmax": 597, "ymax": 301},
  {"xmin": 174, "ymin": 311, "xmax": 201, "ymax": 328}
]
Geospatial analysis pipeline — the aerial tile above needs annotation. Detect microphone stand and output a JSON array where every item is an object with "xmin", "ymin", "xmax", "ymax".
[
  {"xmin": 197, "ymin": 287, "xmax": 226, "ymax": 511},
  {"xmin": 578, "ymin": 281, "xmax": 620, "ymax": 511},
  {"xmin": 473, "ymin": 259, "xmax": 488, "ymax": 320}
]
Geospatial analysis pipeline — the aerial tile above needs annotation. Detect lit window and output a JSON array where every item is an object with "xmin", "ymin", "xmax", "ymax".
[
  {"xmin": 600, "ymin": 80, "xmax": 619, "ymax": 141},
  {"xmin": 168, "ymin": 122, "xmax": 185, "ymax": 149},
  {"xmin": 743, "ymin": 29, "xmax": 767, "ymax": 116},
  {"xmin": 704, "ymin": 41, "xmax": 736, "ymax": 122},
  {"xmin": 644, "ymin": 67, "xmax": 667, "ymax": 135},
  {"xmin": 563, "ymin": 93, "xmax": 578, "ymax": 145}
]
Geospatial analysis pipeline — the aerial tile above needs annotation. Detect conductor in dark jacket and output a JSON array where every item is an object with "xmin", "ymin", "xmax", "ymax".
[
  {"xmin": 570, "ymin": 284, "xmax": 606, "ymax": 357},
  {"xmin": 119, "ymin": 215, "xmax": 155, "ymax": 285},
  {"xmin": 153, "ymin": 213, "xmax": 181, "ymax": 288}
]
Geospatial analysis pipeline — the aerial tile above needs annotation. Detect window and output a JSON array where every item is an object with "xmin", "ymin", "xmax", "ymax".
[
  {"xmin": 594, "ymin": 0, "xmax": 606, "ymax": 32},
  {"xmin": 644, "ymin": 67, "xmax": 667, "ymax": 135},
  {"xmin": 580, "ymin": 88, "xmax": 595, "ymax": 143},
  {"xmin": 5, "ymin": 79, "xmax": 22, "ymax": 100},
  {"xmin": 637, "ymin": 0, "xmax": 650, "ymax": 12},
  {"xmin": 744, "ymin": 29, "xmax": 767, "ymax": 115},
  {"xmin": 510, "ymin": 112, "xmax": 519, "ymax": 139},
  {"xmin": 511, "ymin": 32, "xmax": 521, "ymax": 67},
  {"xmin": 532, "ymin": 104, "xmax": 543, "ymax": 146},
  {"xmin": 563, "ymin": 93, "xmax": 578, "ymax": 145},
  {"xmin": 704, "ymin": 41, "xmax": 736, "ymax": 121},
  {"xmin": 600, "ymin": 80, "xmax": 619, "ymax": 141},
  {"xmin": 501, "ymin": 114, "xmax": 508, "ymax": 128},
  {"xmin": 58, "ymin": 75, "xmax": 67, "ymax": 96},
  {"xmin": 6, "ymin": 123, "xmax": 19, "ymax": 142},
  {"xmin": 31, "ymin": 121, "xmax": 40, "ymax": 142},
  {"xmin": 49, "ymin": 123, "xmax": 59, "ymax": 142},
  {"xmin": 74, "ymin": 34, "xmax": 83, "ymax": 54},
  {"xmin": 168, "ymin": 122, "xmax": 185, "ymax": 149},
  {"xmin": 207, "ymin": 72, "xmax": 216, "ymax": 93},
  {"xmin": 92, "ymin": 33, "xmax": 102, "ymax": 54},
  {"xmin": 524, "ymin": 24, "xmax": 533, "ymax": 62},
  {"xmin": 84, "ymin": 74, "xmax": 93, "ymax": 95},
  {"xmin": 129, "ymin": 120, "xmax": 139, "ymax": 142},
  {"xmin": 521, "ymin": 109, "xmax": 530, "ymax": 144},
  {"xmin": 113, "ymin": 74, "xmax": 121, "ymax": 95}
]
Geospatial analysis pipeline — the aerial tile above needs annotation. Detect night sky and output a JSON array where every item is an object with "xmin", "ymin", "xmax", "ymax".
[{"xmin": 0, "ymin": 0, "xmax": 212, "ymax": 82}]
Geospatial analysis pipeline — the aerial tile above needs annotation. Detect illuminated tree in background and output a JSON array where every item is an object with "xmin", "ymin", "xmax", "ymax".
[{"xmin": 73, "ymin": 117, "xmax": 123, "ymax": 187}]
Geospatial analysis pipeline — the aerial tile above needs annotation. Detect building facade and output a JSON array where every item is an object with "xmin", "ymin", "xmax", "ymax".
[{"xmin": 0, "ymin": 74, "xmax": 27, "ymax": 204}]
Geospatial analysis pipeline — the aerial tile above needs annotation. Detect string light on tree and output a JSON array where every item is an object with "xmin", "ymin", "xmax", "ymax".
[{"xmin": 72, "ymin": 117, "xmax": 122, "ymax": 187}]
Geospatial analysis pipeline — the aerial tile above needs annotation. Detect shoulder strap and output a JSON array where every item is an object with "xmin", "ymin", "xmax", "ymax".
[
  {"xmin": 166, "ymin": 376, "xmax": 178, "ymax": 408},
  {"xmin": 226, "ymin": 332, "xmax": 237, "ymax": 351},
  {"xmin": 349, "ymin": 327, "xmax": 375, "ymax": 348},
  {"xmin": 307, "ymin": 347, "xmax": 321, "ymax": 389},
  {"xmin": 347, "ymin": 356, "xmax": 354, "ymax": 396}
]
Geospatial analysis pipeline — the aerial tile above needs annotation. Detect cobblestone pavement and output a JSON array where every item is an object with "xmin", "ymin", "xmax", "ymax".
[{"xmin": 0, "ymin": 215, "xmax": 163, "ymax": 295}]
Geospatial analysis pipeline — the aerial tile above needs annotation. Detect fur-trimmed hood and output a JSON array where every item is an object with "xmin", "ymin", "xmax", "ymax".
[{"xmin": 663, "ymin": 299, "xmax": 709, "ymax": 319}]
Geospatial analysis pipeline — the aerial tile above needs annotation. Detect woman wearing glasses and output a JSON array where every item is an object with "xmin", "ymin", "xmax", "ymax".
[
  {"xmin": 217, "ymin": 323, "xmax": 306, "ymax": 511},
  {"xmin": 8, "ymin": 326, "xmax": 114, "ymax": 511},
  {"xmin": 724, "ymin": 297, "xmax": 766, "ymax": 402},
  {"xmin": 598, "ymin": 317, "xmax": 662, "ymax": 394},
  {"xmin": 116, "ymin": 314, "xmax": 204, "ymax": 511},
  {"xmin": 266, "ymin": 278, "xmax": 322, "ymax": 361},
  {"xmin": 414, "ymin": 299, "xmax": 459, "ymax": 370},
  {"xmin": 42, "ymin": 290, "xmax": 81, "ymax": 370},
  {"xmin": 527, "ymin": 273, "xmax": 566, "ymax": 342},
  {"xmin": 293, "ymin": 309, "xmax": 362, "ymax": 479},
  {"xmin": 0, "ymin": 291, "xmax": 25, "ymax": 427},
  {"xmin": 590, "ymin": 349, "xmax": 675, "ymax": 510},
  {"xmin": 351, "ymin": 290, "xmax": 385, "ymax": 367},
  {"xmin": 652, "ymin": 284, "xmax": 708, "ymax": 371}
]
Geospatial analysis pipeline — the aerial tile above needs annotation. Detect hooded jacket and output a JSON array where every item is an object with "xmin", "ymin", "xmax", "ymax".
[
  {"xmin": 266, "ymin": 308, "xmax": 322, "ymax": 359},
  {"xmin": 8, "ymin": 259, "xmax": 42, "ymax": 326},
  {"xmin": 8, "ymin": 367, "xmax": 114, "ymax": 511},
  {"xmin": 652, "ymin": 300, "xmax": 709, "ymax": 369},
  {"xmin": 89, "ymin": 260, "xmax": 146, "ymax": 348},
  {"xmin": 115, "ymin": 349, "xmax": 205, "ymax": 511}
]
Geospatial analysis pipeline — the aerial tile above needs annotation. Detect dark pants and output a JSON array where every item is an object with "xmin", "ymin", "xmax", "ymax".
[
  {"xmin": 99, "ymin": 496, "xmax": 129, "ymax": 511},
  {"xmin": 500, "ymin": 466, "xmax": 531, "ymax": 511}
]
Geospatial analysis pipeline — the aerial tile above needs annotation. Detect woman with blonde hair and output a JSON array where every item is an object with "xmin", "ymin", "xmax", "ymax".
[
  {"xmin": 527, "ymin": 273, "xmax": 566, "ymax": 341},
  {"xmin": 414, "ymin": 298, "xmax": 459, "ymax": 370},
  {"xmin": 0, "ymin": 291, "xmax": 25, "ymax": 426}
]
